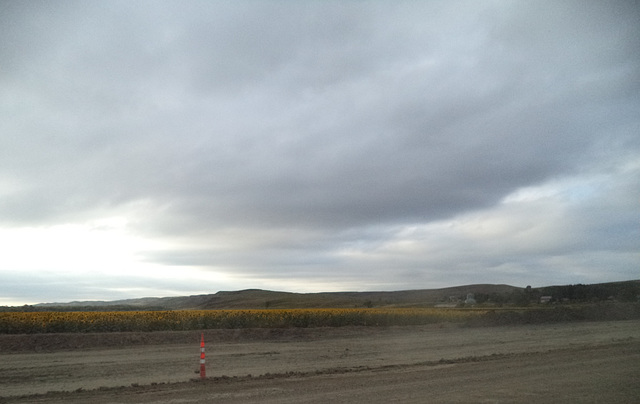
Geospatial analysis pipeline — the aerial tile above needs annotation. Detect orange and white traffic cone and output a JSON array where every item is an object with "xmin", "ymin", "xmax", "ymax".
[{"xmin": 200, "ymin": 333, "xmax": 206, "ymax": 379}]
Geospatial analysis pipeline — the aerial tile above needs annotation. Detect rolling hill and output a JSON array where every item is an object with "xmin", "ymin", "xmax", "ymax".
[
  {"xmin": 23, "ymin": 280, "xmax": 640, "ymax": 311},
  {"xmin": 34, "ymin": 284, "xmax": 522, "ymax": 310}
]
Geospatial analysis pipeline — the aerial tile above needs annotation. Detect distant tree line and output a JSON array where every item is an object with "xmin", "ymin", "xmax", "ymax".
[
  {"xmin": 538, "ymin": 281, "xmax": 640, "ymax": 303},
  {"xmin": 459, "ymin": 281, "xmax": 640, "ymax": 306}
]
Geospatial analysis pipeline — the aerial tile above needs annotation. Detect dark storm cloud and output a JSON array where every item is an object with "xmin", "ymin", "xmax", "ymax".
[{"xmin": 1, "ymin": 1, "xmax": 638, "ymax": 302}]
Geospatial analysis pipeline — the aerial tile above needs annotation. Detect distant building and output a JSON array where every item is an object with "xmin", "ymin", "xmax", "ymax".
[
  {"xmin": 465, "ymin": 293, "xmax": 476, "ymax": 305},
  {"xmin": 540, "ymin": 296, "xmax": 552, "ymax": 304}
]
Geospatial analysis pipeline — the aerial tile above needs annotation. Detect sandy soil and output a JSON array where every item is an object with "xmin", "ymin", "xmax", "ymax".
[{"xmin": 1, "ymin": 320, "xmax": 639, "ymax": 403}]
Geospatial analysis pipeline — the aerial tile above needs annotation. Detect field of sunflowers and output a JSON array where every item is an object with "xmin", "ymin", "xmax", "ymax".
[{"xmin": 0, "ymin": 308, "xmax": 487, "ymax": 334}]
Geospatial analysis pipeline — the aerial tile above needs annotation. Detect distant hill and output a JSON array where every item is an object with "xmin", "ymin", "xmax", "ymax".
[
  {"xmin": 18, "ymin": 280, "xmax": 640, "ymax": 312},
  {"xmin": 196, "ymin": 284, "xmax": 522, "ymax": 309},
  {"xmin": 33, "ymin": 284, "xmax": 522, "ymax": 310}
]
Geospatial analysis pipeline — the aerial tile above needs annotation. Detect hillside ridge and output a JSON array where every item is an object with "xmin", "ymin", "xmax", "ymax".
[
  {"xmin": 23, "ymin": 279, "xmax": 639, "ymax": 311},
  {"xmin": 32, "ymin": 284, "xmax": 520, "ymax": 310}
]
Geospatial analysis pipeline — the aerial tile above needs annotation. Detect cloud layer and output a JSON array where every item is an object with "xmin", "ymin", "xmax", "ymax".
[{"xmin": 1, "ymin": 1, "xmax": 638, "ymax": 304}]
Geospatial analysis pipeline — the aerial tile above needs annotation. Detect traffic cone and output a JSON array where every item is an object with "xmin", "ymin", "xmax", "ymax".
[{"xmin": 200, "ymin": 333, "xmax": 206, "ymax": 379}]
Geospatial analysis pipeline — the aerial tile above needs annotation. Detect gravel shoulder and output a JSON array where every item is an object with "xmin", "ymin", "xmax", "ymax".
[{"xmin": 1, "ymin": 320, "xmax": 639, "ymax": 403}]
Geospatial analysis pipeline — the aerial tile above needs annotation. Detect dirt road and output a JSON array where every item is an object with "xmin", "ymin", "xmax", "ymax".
[{"xmin": 1, "ymin": 320, "xmax": 639, "ymax": 403}]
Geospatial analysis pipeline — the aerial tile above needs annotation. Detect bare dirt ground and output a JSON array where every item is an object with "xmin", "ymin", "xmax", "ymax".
[{"xmin": 1, "ymin": 320, "xmax": 639, "ymax": 403}]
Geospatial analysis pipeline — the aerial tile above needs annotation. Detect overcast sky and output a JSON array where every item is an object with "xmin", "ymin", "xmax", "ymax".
[{"xmin": 1, "ymin": 1, "xmax": 638, "ymax": 305}]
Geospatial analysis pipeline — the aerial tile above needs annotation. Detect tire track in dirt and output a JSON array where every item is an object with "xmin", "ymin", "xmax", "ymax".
[
  {"xmin": 4, "ymin": 341, "xmax": 639, "ymax": 404},
  {"xmin": 1, "ymin": 320, "xmax": 639, "ymax": 400}
]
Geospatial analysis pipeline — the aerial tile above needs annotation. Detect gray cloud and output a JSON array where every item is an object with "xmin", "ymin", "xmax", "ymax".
[{"xmin": 1, "ymin": 1, "xmax": 638, "ymax": 303}]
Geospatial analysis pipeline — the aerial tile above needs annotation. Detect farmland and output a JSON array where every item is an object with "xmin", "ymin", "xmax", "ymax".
[
  {"xmin": 1, "ymin": 288, "xmax": 639, "ymax": 402},
  {"xmin": 1, "ymin": 319, "xmax": 639, "ymax": 403},
  {"xmin": 0, "ymin": 308, "xmax": 486, "ymax": 334},
  {"xmin": 2, "ymin": 301, "xmax": 639, "ymax": 335}
]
